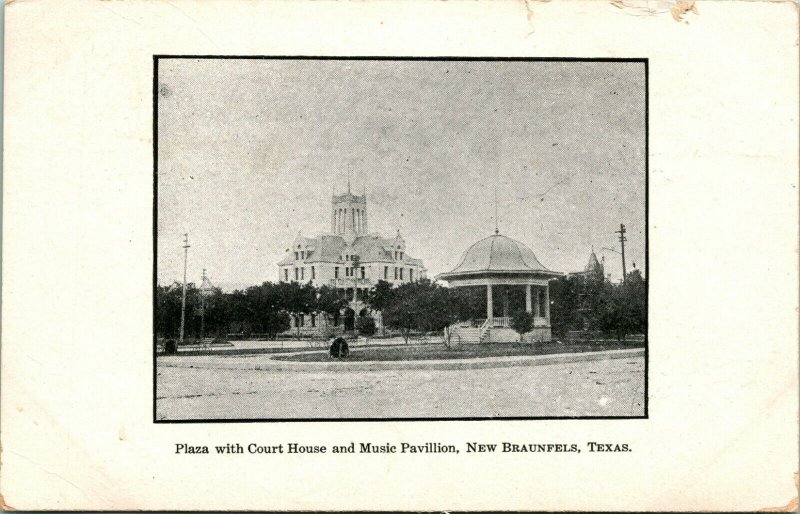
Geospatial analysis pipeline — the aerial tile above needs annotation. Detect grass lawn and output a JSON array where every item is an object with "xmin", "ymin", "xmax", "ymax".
[
  {"xmin": 273, "ymin": 341, "xmax": 645, "ymax": 362},
  {"xmin": 159, "ymin": 341, "xmax": 414, "ymax": 357}
]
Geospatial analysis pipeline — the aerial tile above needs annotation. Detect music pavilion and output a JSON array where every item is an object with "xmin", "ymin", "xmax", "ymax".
[{"xmin": 436, "ymin": 229, "xmax": 562, "ymax": 343}]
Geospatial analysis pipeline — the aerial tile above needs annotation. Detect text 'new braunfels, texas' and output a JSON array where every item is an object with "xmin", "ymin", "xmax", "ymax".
[{"xmin": 175, "ymin": 442, "xmax": 631, "ymax": 454}]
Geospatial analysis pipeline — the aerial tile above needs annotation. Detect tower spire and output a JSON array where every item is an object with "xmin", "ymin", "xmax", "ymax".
[{"xmin": 347, "ymin": 168, "xmax": 351, "ymax": 195}]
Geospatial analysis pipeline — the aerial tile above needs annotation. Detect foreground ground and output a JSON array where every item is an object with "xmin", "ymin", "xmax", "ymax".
[{"xmin": 156, "ymin": 349, "xmax": 645, "ymax": 419}]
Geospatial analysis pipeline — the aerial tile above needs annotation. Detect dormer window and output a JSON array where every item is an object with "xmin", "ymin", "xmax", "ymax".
[{"xmin": 294, "ymin": 252, "xmax": 299, "ymax": 260}]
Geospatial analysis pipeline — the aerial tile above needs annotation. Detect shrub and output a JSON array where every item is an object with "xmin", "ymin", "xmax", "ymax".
[
  {"xmin": 356, "ymin": 315, "xmax": 376, "ymax": 338},
  {"xmin": 510, "ymin": 310, "xmax": 534, "ymax": 338}
]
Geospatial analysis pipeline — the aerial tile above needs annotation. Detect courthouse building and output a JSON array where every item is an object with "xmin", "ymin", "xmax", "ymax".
[{"xmin": 277, "ymin": 187, "xmax": 426, "ymax": 333}]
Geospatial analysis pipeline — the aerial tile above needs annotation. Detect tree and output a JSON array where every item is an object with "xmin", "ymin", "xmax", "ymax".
[
  {"xmin": 549, "ymin": 275, "xmax": 583, "ymax": 338},
  {"xmin": 510, "ymin": 310, "xmax": 535, "ymax": 341},
  {"xmin": 356, "ymin": 314, "xmax": 376, "ymax": 341},
  {"xmin": 195, "ymin": 286, "xmax": 228, "ymax": 338},
  {"xmin": 279, "ymin": 281, "xmax": 316, "ymax": 338},
  {"xmin": 448, "ymin": 287, "xmax": 485, "ymax": 322},
  {"xmin": 597, "ymin": 270, "xmax": 646, "ymax": 341},
  {"xmin": 623, "ymin": 269, "xmax": 647, "ymax": 335},
  {"xmin": 316, "ymin": 285, "xmax": 347, "ymax": 328},
  {"xmin": 364, "ymin": 280, "xmax": 394, "ymax": 335},
  {"xmin": 155, "ymin": 282, "xmax": 183, "ymax": 338},
  {"xmin": 262, "ymin": 311, "xmax": 291, "ymax": 339},
  {"xmin": 226, "ymin": 289, "xmax": 253, "ymax": 336},
  {"xmin": 155, "ymin": 282, "xmax": 208, "ymax": 340},
  {"xmin": 380, "ymin": 279, "xmax": 465, "ymax": 344},
  {"xmin": 414, "ymin": 282, "xmax": 456, "ymax": 333},
  {"xmin": 381, "ymin": 283, "xmax": 417, "ymax": 344}
]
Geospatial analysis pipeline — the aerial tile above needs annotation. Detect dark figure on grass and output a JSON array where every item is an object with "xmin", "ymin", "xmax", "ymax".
[{"xmin": 329, "ymin": 337, "xmax": 350, "ymax": 359}]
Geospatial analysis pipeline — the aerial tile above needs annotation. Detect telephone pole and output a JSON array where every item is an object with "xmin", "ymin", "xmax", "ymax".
[
  {"xmin": 615, "ymin": 224, "xmax": 627, "ymax": 282},
  {"xmin": 179, "ymin": 233, "xmax": 190, "ymax": 344},
  {"xmin": 200, "ymin": 268, "xmax": 207, "ymax": 343}
]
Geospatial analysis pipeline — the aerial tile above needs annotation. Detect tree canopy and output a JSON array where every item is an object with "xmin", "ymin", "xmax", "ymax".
[{"xmin": 156, "ymin": 271, "xmax": 646, "ymax": 342}]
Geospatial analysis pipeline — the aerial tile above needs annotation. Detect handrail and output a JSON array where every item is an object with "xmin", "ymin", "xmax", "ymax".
[{"xmin": 478, "ymin": 318, "xmax": 491, "ymax": 343}]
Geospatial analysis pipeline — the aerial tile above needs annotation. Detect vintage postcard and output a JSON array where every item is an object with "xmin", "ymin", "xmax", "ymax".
[{"xmin": 1, "ymin": 0, "xmax": 797, "ymax": 511}]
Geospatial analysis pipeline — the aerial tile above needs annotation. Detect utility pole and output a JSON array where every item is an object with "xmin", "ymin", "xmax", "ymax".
[
  {"xmin": 200, "ymin": 268, "xmax": 207, "ymax": 343},
  {"xmin": 179, "ymin": 233, "xmax": 190, "ymax": 344},
  {"xmin": 615, "ymin": 224, "xmax": 627, "ymax": 283}
]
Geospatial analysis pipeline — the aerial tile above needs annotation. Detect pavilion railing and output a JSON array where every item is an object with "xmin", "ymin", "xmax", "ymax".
[
  {"xmin": 492, "ymin": 317, "xmax": 511, "ymax": 328},
  {"xmin": 474, "ymin": 317, "xmax": 512, "ymax": 328}
]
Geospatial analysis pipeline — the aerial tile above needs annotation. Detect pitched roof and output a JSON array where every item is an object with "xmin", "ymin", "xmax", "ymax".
[
  {"xmin": 305, "ymin": 235, "xmax": 346, "ymax": 263},
  {"xmin": 351, "ymin": 235, "xmax": 393, "ymax": 262},
  {"xmin": 277, "ymin": 233, "xmax": 424, "ymax": 268},
  {"xmin": 584, "ymin": 251, "xmax": 602, "ymax": 272},
  {"xmin": 199, "ymin": 275, "xmax": 215, "ymax": 292}
]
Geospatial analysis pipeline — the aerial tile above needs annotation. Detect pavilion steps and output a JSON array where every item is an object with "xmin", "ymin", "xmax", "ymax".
[
  {"xmin": 449, "ymin": 327, "xmax": 482, "ymax": 345},
  {"xmin": 487, "ymin": 327, "xmax": 522, "ymax": 343}
]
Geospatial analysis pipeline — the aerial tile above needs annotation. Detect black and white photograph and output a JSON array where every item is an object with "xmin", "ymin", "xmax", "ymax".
[{"xmin": 154, "ymin": 57, "xmax": 647, "ymax": 421}]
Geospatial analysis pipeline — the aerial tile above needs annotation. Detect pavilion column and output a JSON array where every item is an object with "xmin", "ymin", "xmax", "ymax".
[
  {"xmin": 486, "ymin": 283, "xmax": 493, "ymax": 320},
  {"xmin": 534, "ymin": 289, "xmax": 540, "ymax": 317},
  {"xmin": 525, "ymin": 284, "xmax": 532, "ymax": 313},
  {"xmin": 502, "ymin": 288, "xmax": 509, "ymax": 318},
  {"xmin": 544, "ymin": 285, "xmax": 550, "ymax": 323}
]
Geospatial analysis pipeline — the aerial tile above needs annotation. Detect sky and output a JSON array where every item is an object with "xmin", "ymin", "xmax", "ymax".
[{"xmin": 157, "ymin": 59, "xmax": 646, "ymax": 290}]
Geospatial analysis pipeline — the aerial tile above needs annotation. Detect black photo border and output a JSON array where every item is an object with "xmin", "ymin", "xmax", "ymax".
[{"xmin": 153, "ymin": 56, "xmax": 649, "ymax": 424}]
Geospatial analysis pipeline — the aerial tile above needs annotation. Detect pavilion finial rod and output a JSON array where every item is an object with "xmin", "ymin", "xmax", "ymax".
[{"xmin": 494, "ymin": 183, "xmax": 499, "ymax": 235}]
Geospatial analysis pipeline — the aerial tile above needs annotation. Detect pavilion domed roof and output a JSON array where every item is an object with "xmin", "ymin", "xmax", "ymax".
[{"xmin": 437, "ymin": 233, "xmax": 560, "ymax": 279}]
